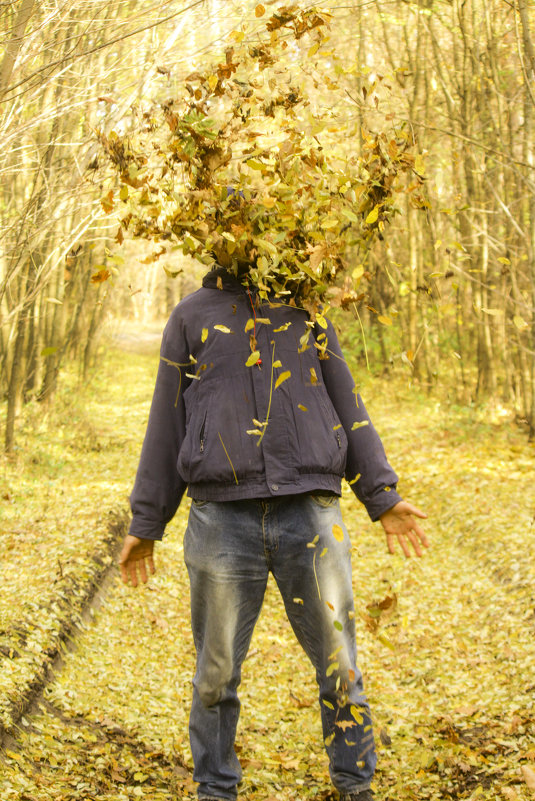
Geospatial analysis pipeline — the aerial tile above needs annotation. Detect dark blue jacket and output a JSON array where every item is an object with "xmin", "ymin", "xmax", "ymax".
[{"xmin": 129, "ymin": 268, "xmax": 402, "ymax": 540}]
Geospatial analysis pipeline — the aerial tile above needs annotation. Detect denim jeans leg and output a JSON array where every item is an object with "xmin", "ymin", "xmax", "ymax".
[
  {"xmin": 270, "ymin": 495, "xmax": 377, "ymax": 793},
  {"xmin": 184, "ymin": 500, "xmax": 269, "ymax": 800}
]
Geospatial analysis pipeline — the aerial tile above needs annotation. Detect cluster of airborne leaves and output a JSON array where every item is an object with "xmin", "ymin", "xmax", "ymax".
[{"xmin": 97, "ymin": 4, "xmax": 425, "ymax": 316}]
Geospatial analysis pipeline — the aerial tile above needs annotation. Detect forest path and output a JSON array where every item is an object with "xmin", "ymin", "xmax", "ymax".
[{"xmin": 0, "ymin": 339, "xmax": 534, "ymax": 801}]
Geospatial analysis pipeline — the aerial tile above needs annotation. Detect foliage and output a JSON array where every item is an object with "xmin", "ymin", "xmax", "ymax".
[{"xmin": 97, "ymin": 5, "xmax": 425, "ymax": 315}]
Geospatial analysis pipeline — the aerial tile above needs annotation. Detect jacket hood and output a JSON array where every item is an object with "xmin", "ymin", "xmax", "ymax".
[{"xmin": 202, "ymin": 266, "xmax": 249, "ymax": 293}]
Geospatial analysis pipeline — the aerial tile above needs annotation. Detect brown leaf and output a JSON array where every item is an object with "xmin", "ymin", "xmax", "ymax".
[{"xmin": 522, "ymin": 765, "xmax": 535, "ymax": 793}]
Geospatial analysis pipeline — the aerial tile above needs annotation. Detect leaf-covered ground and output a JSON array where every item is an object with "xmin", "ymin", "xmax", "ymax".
[{"xmin": 0, "ymin": 331, "xmax": 534, "ymax": 801}]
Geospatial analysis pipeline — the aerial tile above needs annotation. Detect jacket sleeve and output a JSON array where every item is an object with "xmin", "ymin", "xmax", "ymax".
[
  {"xmin": 128, "ymin": 310, "xmax": 191, "ymax": 540},
  {"xmin": 318, "ymin": 320, "xmax": 403, "ymax": 521}
]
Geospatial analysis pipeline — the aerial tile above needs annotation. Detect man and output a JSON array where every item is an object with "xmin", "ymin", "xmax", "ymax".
[{"xmin": 119, "ymin": 265, "xmax": 428, "ymax": 801}]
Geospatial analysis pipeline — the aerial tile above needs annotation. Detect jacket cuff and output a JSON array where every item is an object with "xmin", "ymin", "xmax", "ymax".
[
  {"xmin": 361, "ymin": 486, "xmax": 403, "ymax": 522},
  {"xmin": 128, "ymin": 515, "xmax": 165, "ymax": 541}
]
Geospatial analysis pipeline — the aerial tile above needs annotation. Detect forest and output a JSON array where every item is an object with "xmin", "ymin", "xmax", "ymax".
[{"xmin": 1, "ymin": 2, "xmax": 534, "ymax": 800}]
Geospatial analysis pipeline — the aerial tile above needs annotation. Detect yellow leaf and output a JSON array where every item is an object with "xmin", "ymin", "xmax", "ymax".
[
  {"xmin": 308, "ymin": 42, "xmax": 320, "ymax": 58},
  {"xmin": 332, "ymin": 524, "xmax": 344, "ymax": 542},
  {"xmin": 255, "ymin": 317, "xmax": 271, "ymax": 325},
  {"xmin": 377, "ymin": 315, "xmax": 392, "ymax": 326},
  {"xmin": 498, "ymin": 256, "xmax": 511, "ymax": 265},
  {"xmin": 351, "ymin": 421, "xmax": 369, "ymax": 430},
  {"xmin": 316, "ymin": 314, "xmax": 328, "ymax": 329},
  {"xmin": 414, "ymin": 153, "xmax": 426, "ymax": 176},
  {"xmin": 275, "ymin": 370, "xmax": 291, "ymax": 389},
  {"xmin": 348, "ymin": 473, "xmax": 361, "ymax": 485},
  {"xmin": 214, "ymin": 324, "xmax": 232, "ymax": 333},
  {"xmin": 274, "ymin": 322, "xmax": 291, "ymax": 332},
  {"xmin": 245, "ymin": 318, "xmax": 255, "ymax": 332},
  {"xmin": 201, "ymin": 328, "xmax": 208, "ymax": 343},
  {"xmin": 5, "ymin": 749, "xmax": 22, "ymax": 761},
  {"xmin": 246, "ymin": 350, "xmax": 261, "ymax": 367},
  {"xmin": 350, "ymin": 705, "xmax": 364, "ymax": 724},
  {"xmin": 365, "ymin": 205, "xmax": 379, "ymax": 225},
  {"xmin": 272, "ymin": 359, "xmax": 282, "ymax": 368},
  {"xmin": 377, "ymin": 633, "xmax": 396, "ymax": 651},
  {"xmin": 255, "ymin": 3, "xmax": 265, "ymax": 16},
  {"xmin": 207, "ymin": 74, "xmax": 218, "ymax": 91},
  {"xmin": 298, "ymin": 404, "xmax": 308, "ymax": 412},
  {"xmin": 522, "ymin": 765, "xmax": 535, "ymax": 791},
  {"xmin": 514, "ymin": 315, "xmax": 529, "ymax": 331}
]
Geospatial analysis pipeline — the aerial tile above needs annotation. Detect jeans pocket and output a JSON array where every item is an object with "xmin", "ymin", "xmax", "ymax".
[
  {"xmin": 309, "ymin": 492, "xmax": 338, "ymax": 508},
  {"xmin": 191, "ymin": 498, "xmax": 210, "ymax": 509}
]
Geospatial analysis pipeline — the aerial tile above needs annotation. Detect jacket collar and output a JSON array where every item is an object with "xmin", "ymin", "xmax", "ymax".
[{"xmin": 202, "ymin": 266, "xmax": 249, "ymax": 293}]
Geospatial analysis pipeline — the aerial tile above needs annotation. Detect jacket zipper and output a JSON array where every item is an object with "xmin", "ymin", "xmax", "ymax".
[{"xmin": 200, "ymin": 414, "xmax": 207, "ymax": 453}]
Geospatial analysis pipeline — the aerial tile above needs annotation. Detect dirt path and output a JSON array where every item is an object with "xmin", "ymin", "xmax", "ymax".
[{"xmin": 1, "ymin": 344, "xmax": 534, "ymax": 801}]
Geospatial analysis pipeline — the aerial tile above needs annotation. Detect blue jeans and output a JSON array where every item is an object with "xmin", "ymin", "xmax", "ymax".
[{"xmin": 184, "ymin": 495, "xmax": 376, "ymax": 800}]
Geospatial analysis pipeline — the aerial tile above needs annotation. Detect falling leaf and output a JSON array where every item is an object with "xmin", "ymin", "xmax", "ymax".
[
  {"xmin": 91, "ymin": 269, "xmax": 111, "ymax": 284},
  {"xmin": 273, "ymin": 322, "xmax": 292, "ymax": 332},
  {"xmin": 350, "ymin": 705, "xmax": 364, "ymax": 724},
  {"xmin": 275, "ymin": 370, "xmax": 291, "ymax": 389},
  {"xmin": 336, "ymin": 719, "xmax": 357, "ymax": 731},
  {"xmin": 322, "ymin": 699, "xmax": 335, "ymax": 710},
  {"xmin": 332, "ymin": 524, "xmax": 344, "ymax": 542},
  {"xmin": 351, "ymin": 420, "xmax": 369, "ymax": 430},
  {"xmin": 514, "ymin": 315, "xmax": 529, "ymax": 331},
  {"xmin": 298, "ymin": 404, "xmax": 308, "ymax": 411},
  {"xmin": 214, "ymin": 324, "xmax": 232, "ymax": 333},
  {"xmin": 201, "ymin": 328, "xmax": 208, "ymax": 342},
  {"xmin": 100, "ymin": 190, "xmax": 114, "ymax": 213},
  {"xmin": 255, "ymin": 4, "xmax": 266, "ymax": 17},
  {"xmin": 309, "ymin": 367, "xmax": 318, "ymax": 385},
  {"xmin": 245, "ymin": 318, "xmax": 255, "ymax": 332},
  {"xmin": 333, "ymin": 620, "xmax": 343, "ymax": 631},
  {"xmin": 246, "ymin": 350, "xmax": 261, "ymax": 366},
  {"xmin": 366, "ymin": 205, "xmax": 379, "ymax": 225},
  {"xmin": 378, "ymin": 315, "xmax": 392, "ymax": 326}
]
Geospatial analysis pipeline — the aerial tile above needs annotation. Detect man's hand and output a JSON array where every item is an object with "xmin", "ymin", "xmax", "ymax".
[
  {"xmin": 379, "ymin": 501, "xmax": 428, "ymax": 558},
  {"xmin": 119, "ymin": 535, "xmax": 156, "ymax": 587}
]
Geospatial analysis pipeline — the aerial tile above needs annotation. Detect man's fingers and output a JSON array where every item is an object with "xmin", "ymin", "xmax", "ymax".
[
  {"xmin": 405, "ymin": 503, "xmax": 428, "ymax": 520},
  {"xmin": 138, "ymin": 559, "xmax": 148, "ymax": 584},
  {"xmin": 413, "ymin": 521, "xmax": 429, "ymax": 548}
]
